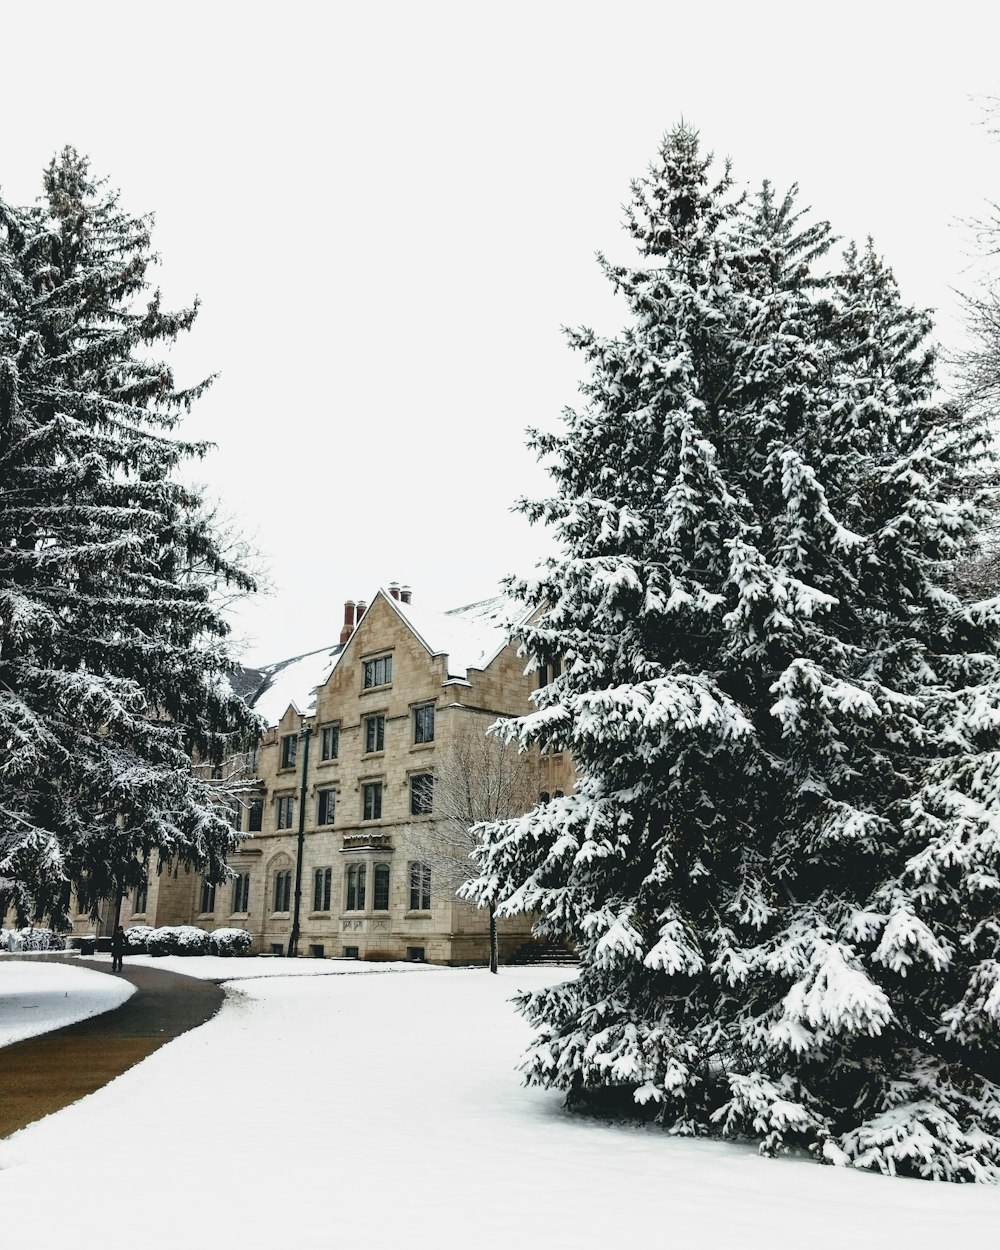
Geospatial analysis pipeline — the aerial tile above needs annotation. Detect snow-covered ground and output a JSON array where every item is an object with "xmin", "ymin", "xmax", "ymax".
[
  {"xmin": 1, "ymin": 964, "xmax": 999, "ymax": 1249},
  {"xmin": 87, "ymin": 950, "xmax": 442, "ymax": 980},
  {"xmin": 0, "ymin": 959, "xmax": 134, "ymax": 1047}
]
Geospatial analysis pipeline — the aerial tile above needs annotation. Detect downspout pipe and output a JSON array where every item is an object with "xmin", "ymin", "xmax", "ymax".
[{"xmin": 287, "ymin": 722, "xmax": 312, "ymax": 957}]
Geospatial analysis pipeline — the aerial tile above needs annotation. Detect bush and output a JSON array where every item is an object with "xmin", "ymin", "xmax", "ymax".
[
  {"xmin": 1, "ymin": 928, "xmax": 65, "ymax": 952},
  {"xmin": 173, "ymin": 925, "xmax": 213, "ymax": 956},
  {"xmin": 144, "ymin": 927, "xmax": 177, "ymax": 956},
  {"xmin": 210, "ymin": 928, "xmax": 252, "ymax": 957},
  {"xmin": 125, "ymin": 925, "xmax": 155, "ymax": 953}
]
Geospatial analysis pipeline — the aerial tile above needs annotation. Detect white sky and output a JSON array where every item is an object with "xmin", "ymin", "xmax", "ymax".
[{"xmin": 3, "ymin": 1, "xmax": 999, "ymax": 664}]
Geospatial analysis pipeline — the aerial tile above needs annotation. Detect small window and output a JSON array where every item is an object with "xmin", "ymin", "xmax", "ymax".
[
  {"xmin": 539, "ymin": 791, "xmax": 551, "ymax": 805},
  {"xmin": 409, "ymin": 861, "xmax": 431, "ymax": 911},
  {"xmin": 320, "ymin": 723, "xmax": 340, "ymax": 761},
  {"xmin": 373, "ymin": 863, "xmax": 390, "ymax": 911},
  {"xmin": 413, "ymin": 704, "xmax": 435, "ymax": 744},
  {"xmin": 276, "ymin": 795, "xmax": 296, "ymax": 829},
  {"xmin": 344, "ymin": 945, "xmax": 359, "ymax": 959},
  {"xmin": 363, "ymin": 781, "xmax": 383, "ymax": 821},
  {"xmin": 313, "ymin": 866, "xmax": 332, "ymax": 911},
  {"xmin": 554, "ymin": 789, "xmax": 564, "ymax": 799},
  {"xmin": 317, "ymin": 788, "xmax": 336, "ymax": 826},
  {"xmin": 407, "ymin": 946, "xmax": 425, "ymax": 962},
  {"xmin": 270, "ymin": 943, "xmax": 285, "ymax": 955},
  {"xmin": 247, "ymin": 798, "xmax": 263, "ymax": 832},
  {"xmin": 346, "ymin": 863, "xmax": 367, "ymax": 910},
  {"xmin": 200, "ymin": 878, "xmax": 216, "ymax": 914},
  {"xmin": 364, "ymin": 714, "xmax": 385, "ymax": 754},
  {"xmin": 280, "ymin": 733, "xmax": 298, "ymax": 769},
  {"xmin": 232, "ymin": 872, "xmax": 251, "ymax": 913},
  {"xmin": 410, "ymin": 773, "xmax": 434, "ymax": 816},
  {"xmin": 309, "ymin": 944, "xmax": 325, "ymax": 959},
  {"xmin": 133, "ymin": 880, "xmax": 148, "ymax": 914},
  {"xmin": 273, "ymin": 869, "xmax": 292, "ymax": 912},
  {"xmin": 363, "ymin": 655, "xmax": 392, "ymax": 688},
  {"xmin": 244, "ymin": 748, "xmax": 260, "ymax": 772}
]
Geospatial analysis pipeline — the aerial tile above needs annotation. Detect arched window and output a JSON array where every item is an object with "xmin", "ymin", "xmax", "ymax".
[
  {"xmin": 346, "ymin": 864, "xmax": 367, "ymax": 911},
  {"xmin": 373, "ymin": 863, "xmax": 390, "ymax": 911},
  {"xmin": 409, "ymin": 861, "xmax": 431, "ymax": 911}
]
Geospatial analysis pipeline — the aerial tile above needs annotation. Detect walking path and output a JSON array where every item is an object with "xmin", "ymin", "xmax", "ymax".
[{"xmin": 0, "ymin": 957, "xmax": 223, "ymax": 1138}]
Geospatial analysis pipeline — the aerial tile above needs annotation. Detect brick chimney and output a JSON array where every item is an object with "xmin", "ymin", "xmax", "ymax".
[
  {"xmin": 356, "ymin": 599, "xmax": 368, "ymax": 621},
  {"xmin": 339, "ymin": 600, "xmax": 356, "ymax": 645},
  {"xmin": 388, "ymin": 581, "xmax": 401, "ymax": 601},
  {"xmin": 400, "ymin": 585, "xmax": 412, "ymax": 604}
]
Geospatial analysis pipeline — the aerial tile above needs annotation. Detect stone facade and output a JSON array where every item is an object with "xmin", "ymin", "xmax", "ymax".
[{"xmin": 55, "ymin": 587, "xmax": 573, "ymax": 963}]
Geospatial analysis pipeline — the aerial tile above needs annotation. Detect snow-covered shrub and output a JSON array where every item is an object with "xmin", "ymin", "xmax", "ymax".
[
  {"xmin": 2, "ymin": 928, "xmax": 65, "ymax": 952},
  {"xmin": 125, "ymin": 925, "xmax": 155, "ymax": 952},
  {"xmin": 173, "ymin": 925, "xmax": 212, "ymax": 956},
  {"xmin": 210, "ymin": 927, "xmax": 251, "ymax": 957},
  {"xmin": 144, "ymin": 927, "xmax": 178, "ymax": 956}
]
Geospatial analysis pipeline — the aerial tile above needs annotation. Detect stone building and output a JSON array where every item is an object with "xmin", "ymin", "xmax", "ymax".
[{"xmin": 64, "ymin": 585, "xmax": 573, "ymax": 963}]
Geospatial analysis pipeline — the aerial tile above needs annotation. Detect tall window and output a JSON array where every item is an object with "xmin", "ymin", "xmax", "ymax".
[
  {"xmin": 280, "ymin": 733, "xmax": 298, "ymax": 769},
  {"xmin": 346, "ymin": 864, "xmax": 367, "ymax": 910},
  {"xmin": 363, "ymin": 781, "xmax": 383, "ymax": 821},
  {"xmin": 373, "ymin": 863, "xmax": 390, "ymax": 911},
  {"xmin": 313, "ymin": 866, "xmax": 332, "ymax": 911},
  {"xmin": 413, "ymin": 704, "xmax": 435, "ymax": 744},
  {"xmin": 276, "ymin": 795, "xmax": 296, "ymax": 829},
  {"xmin": 133, "ymin": 880, "xmax": 148, "ymax": 914},
  {"xmin": 363, "ymin": 656, "xmax": 392, "ymax": 688},
  {"xmin": 273, "ymin": 869, "xmax": 292, "ymax": 912},
  {"xmin": 317, "ymin": 789, "xmax": 336, "ymax": 825},
  {"xmin": 410, "ymin": 773, "xmax": 434, "ymax": 815},
  {"xmin": 232, "ymin": 872, "xmax": 250, "ymax": 913},
  {"xmin": 247, "ymin": 798, "xmax": 264, "ymax": 832},
  {"xmin": 364, "ymin": 713, "xmax": 385, "ymax": 753},
  {"xmin": 320, "ymin": 723, "xmax": 339, "ymax": 761},
  {"xmin": 200, "ymin": 878, "xmax": 216, "ymax": 914},
  {"xmin": 409, "ymin": 862, "xmax": 431, "ymax": 911}
]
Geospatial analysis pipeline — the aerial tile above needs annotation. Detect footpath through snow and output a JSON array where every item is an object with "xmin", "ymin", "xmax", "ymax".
[{"xmin": 1, "ymin": 965, "xmax": 999, "ymax": 1249}]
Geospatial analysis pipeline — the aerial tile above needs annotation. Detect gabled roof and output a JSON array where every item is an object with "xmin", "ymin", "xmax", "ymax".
[
  {"xmin": 248, "ymin": 643, "xmax": 345, "ymax": 728},
  {"xmin": 240, "ymin": 589, "xmax": 530, "ymax": 728}
]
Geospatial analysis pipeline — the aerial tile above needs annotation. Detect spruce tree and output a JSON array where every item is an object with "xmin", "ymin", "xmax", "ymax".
[
  {"xmin": 466, "ymin": 125, "xmax": 1000, "ymax": 1181},
  {"xmin": 0, "ymin": 149, "xmax": 259, "ymax": 925}
]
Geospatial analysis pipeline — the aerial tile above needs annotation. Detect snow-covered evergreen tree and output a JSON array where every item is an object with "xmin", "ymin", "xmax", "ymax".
[
  {"xmin": 0, "ymin": 149, "xmax": 259, "ymax": 924},
  {"xmin": 466, "ymin": 125, "xmax": 1000, "ymax": 1181}
]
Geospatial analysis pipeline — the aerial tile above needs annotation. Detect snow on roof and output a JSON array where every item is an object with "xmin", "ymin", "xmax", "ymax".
[
  {"xmin": 245, "ymin": 590, "xmax": 531, "ymax": 727},
  {"xmin": 389, "ymin": 592, "xmax": 529, "ymax": 679},
  {"xmin": 250, "ymin": 643, "xmax": 344, "ymax": 727}
]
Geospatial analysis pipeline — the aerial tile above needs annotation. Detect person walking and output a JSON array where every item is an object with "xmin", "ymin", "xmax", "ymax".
[{"xmin": 111, "ymin": 925, "xmax": 127, "ymax": 973}]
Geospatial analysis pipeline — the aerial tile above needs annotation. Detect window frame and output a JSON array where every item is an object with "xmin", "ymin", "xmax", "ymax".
[
  {"xmin": 317, "ymin": 788, "xmax": 337, "ymax": 826},
  {"xmin": 345, "ymin": 863, "xmax": 367, "ymax": 911},
  {"xmin": 199, "ymin": 878, "xmax": 216, "ymax": 914},
  {"xmin": 273, "ymin": 868, "xmax": 292, "ymax": 913},
  {"xmin": 276, "ymin": 794, "xmax": 296, "ymax": 830},
  {"xmin": 373, "ymin": 862, "xmax": 390, "ymax": 911},
  {"xmin": 232, "ymin": 872, "xmax": 251, "ymax": 914},
  {"xmin": 409, "ymin": 861, "xmax": 431, "ymax": 911},
  {"xmin": 362, "ymin": 655, "xmax": 393, "ymax": 689},
  {"xmin": 247, "ymin": 798, "xmax": 264, "ymax": 833},
  {"xmin": 313, "ymin": 866, "xmax": 332, "ymax": 912},
  {"xmin": 280, "ymin": 733, "xmax": 298, "ymax": 769},
  {"xmin": 362, "ymin": 780, "xmax": 383, "ymax": 821},
  {"xmin": 413, "ymin": 703, "xmax": 435, "ymax": 745},
  {"xmin": 320, "ymin": 723, "xmax": 340, "ymax": 762},
  {"xmin": 410, "ymin": 772, "xmax": 434, "ymax": 816},
  {"xmin": 364, "ymin": 713, "xmax": 385, "ymax": 754}
]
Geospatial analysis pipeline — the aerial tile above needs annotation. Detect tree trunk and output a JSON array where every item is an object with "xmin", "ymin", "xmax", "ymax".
[{"xmin": 489, "ymin": 903, "xmax": 498, "ymax": 974}]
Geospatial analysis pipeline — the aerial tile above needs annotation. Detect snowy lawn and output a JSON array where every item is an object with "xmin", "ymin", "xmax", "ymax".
[
  {"xmin": 0, "ymin": 959, "xmax": 134, "ymax": 1047},
  {"xmin": 85, "ymin": 950, "xmax": 442, "ymax": 981},
  {"xmin": 1, "ymin": 966, "xmax": 999, "ymax": 1249}
]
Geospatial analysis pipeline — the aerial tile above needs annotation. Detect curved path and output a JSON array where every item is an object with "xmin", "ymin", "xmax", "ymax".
[{"xmin": 0, "ymin": 958, "xmax": 223, "ymax": 1138}]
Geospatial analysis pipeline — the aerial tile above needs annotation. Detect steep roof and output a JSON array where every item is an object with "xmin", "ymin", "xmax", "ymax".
[{"xmin": 239, "ymin": 589, "xmax": 529, "ymax": 728}]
